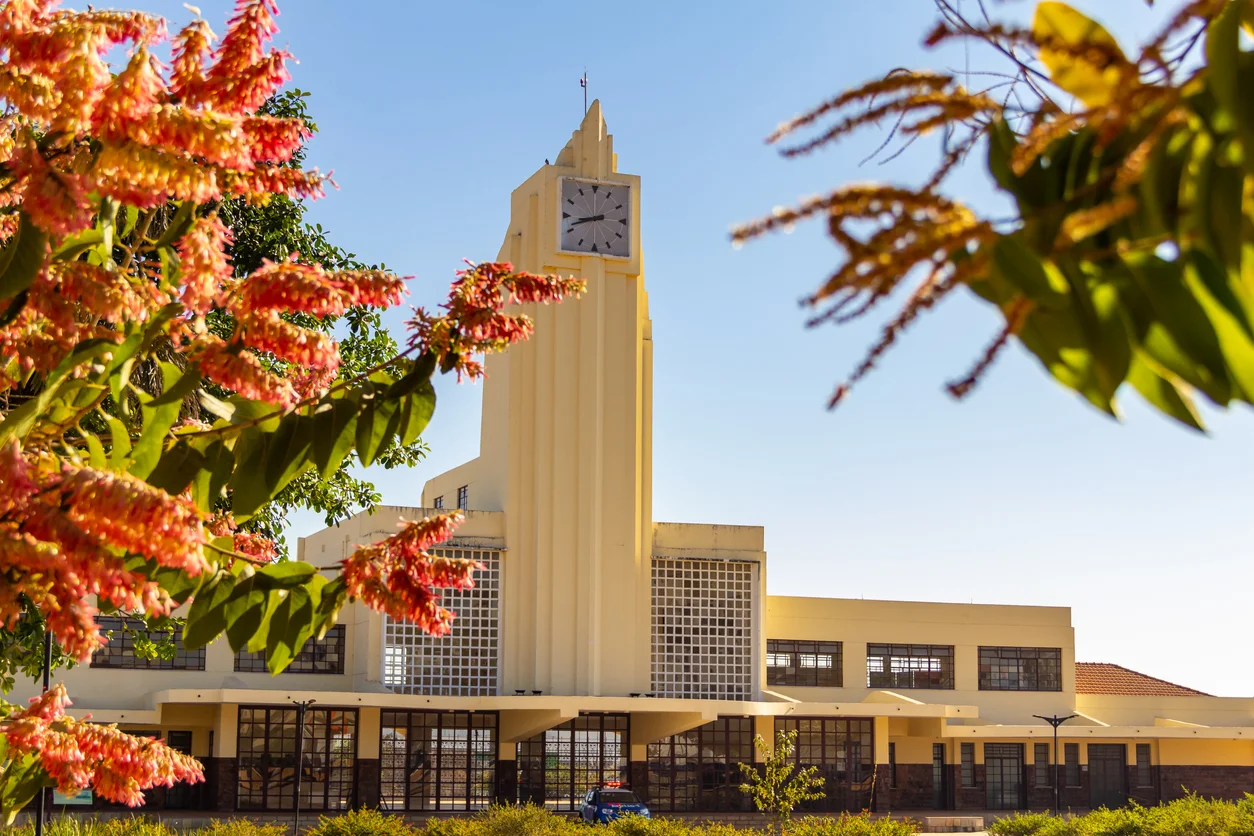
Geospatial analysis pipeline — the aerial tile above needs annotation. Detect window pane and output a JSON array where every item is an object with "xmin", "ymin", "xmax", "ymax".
[
  {"xmin": 236, "ymin": 624, "xmax": 347, "ymax": 674},
  {"xmin": 91, "ymin": 617, "xmax": 205, "ymax": 671},
  {"xmin": 766, "ymin": 640, "xmax": 843, "ymax": 688},
  {"xmin": 867, "ymin": 644, "xmax": 954, "ymax": 690},
  {"xmin": 978, "ymin": 647, "xmax": 1062, "ymax": 691}
]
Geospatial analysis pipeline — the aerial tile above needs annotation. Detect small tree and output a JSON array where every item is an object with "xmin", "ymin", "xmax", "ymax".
[{"xmin": 739, "ymin": 729, "xmax": 826, "ymax": 833}]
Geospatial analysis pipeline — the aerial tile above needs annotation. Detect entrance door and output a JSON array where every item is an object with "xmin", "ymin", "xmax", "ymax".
[
  {"xmin": 932, "ymin": 743, "xmax": 947, "ymax": 809},
  {"xmin": 985, "ymin": 743, "xmax": 1025, "ymax": 810},
  {"xmin": 1089, "ymin": 744, "xmax": 1128, "ymax": 809}
]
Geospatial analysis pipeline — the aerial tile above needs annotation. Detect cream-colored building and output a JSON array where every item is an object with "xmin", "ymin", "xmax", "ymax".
[{"xmin": 26, "ymin": 102, "xmax": 1253, "ymax": 818}]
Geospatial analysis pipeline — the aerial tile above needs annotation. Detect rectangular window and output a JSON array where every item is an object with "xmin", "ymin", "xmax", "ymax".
[
  {"xmin": 517, "ymin": 714, "xmax": 628, "ymax": 811},
  {"xmin": 866, "ymin": 644, "xmax": 954, "ymax": 690},
  {"xmin": 457, "ymin": 485, "xmax": 468, "ymax": 510},
  {"xmin": 432, "ymin": 496, "xmax": 443, "ymax": 510},
  {"xmin": 889, "ymin": 742, "xmax": 897, "ymax": 788},
  {"xmin": 978, "ymin": 647, "xmax": 1063, "ymax": 691},
  {"xmin": 91, "ymin": 616, "xmax": 205, "ymax": 671},
  {"xmin": 651, "ymin": 558, "xmax": 755, "ymax": 700},
  {"xmin": 1136, "ymin": 743, "xmax": 1152, "ymax": 787},
  {"xmin": 960, "ymin": 742, "xmax": 975, "ymax": 787},
  {"xmin": 237, "ymin": 706, "xmax": 357, "ymax": 811},
  {"xmin": 766, "ymin": 640, "xmax": 842, "ymax": 687},
  {"xmin": 646, "ymin": 717, "xmax": 753, "ymax": 812},
  {"xmin": 384, "ymin": 549, "xmax": 500, "ymax": 696},
  {"xmin": 1034, "ymin": 742, "xmax": 1051, "ymax": 787},
  {"xmin": 236, "ymin": 624, "xmax": 346, "ymax": 674},
  {"xmin": 777, "ymin": 717, "xmax": 875, "ymax": 813},
  {"xmin": 1064, "ymin": 743, "xmax": 1080, "ymax": 787},
  {"xmin": 380, "ymin": 710, "xmax": 497, "ymax": 811}
]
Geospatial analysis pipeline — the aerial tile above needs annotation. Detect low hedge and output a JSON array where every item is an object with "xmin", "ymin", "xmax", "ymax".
[{"xmin": 987, "ymin": 793, "xmax": 1254, "ymax": 836}]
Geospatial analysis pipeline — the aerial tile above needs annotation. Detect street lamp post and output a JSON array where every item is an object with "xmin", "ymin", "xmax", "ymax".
[
  {"xmin": 1033, "ymin": 714, "xmax": 1077, "ymax": 815},
  {"xmin": 291, "ymin": 699, "xmax": 316, "ymax": 836},
  {"xmin": 34, "ymin": 629, "xmax": 53, "ymax": 836}
]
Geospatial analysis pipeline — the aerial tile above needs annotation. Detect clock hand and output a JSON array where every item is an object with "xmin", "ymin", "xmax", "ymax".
[{"xmin": 570, "ymin": 215, "xmax": 605, "ymax": 226}]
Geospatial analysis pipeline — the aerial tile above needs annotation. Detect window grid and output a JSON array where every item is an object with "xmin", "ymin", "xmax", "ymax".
[
  {"xmin": 456, "ymin": 485, "xmax": 468, "ymax": 510},
  {"xmin": 235, "ymin": 624, "xmax": 346, "ymax": 674},
  {"xmin": 960, "ymin": 742, "xmax": 975, "ymax": 787},
  {"xmin": 380, "ymin": 711, "xmax": 497, "ymax": 811},
  {"xmin": 91, "ymin": 617, "xmax": 204, "ymax": 671},
  {"xmin": 383, "ymin": 549, "xmax": 500, "ymax": 696},
  {"xmin": 237, "ymin": 706, "xmax": 357, "ymax": 811},
  {"xmin": 1064, "ymin": 743, "xmax": 1080, "ymax": 787},
  {"xmin": 978, "ymin": 647, "xmax": 1063, "ymax": 691},
  {"xmin": 776, "ymin": 718, "xmax": 875, "ymax": 812},
  {"xmin": 867, "ymin": 644, "xmax": 954, "ymax": 690},
  {"xmin": 646, "ymin": 717, "xmax": 753, "ymax": 812},
  {"xmin": 888, "ymin": 742, "xmax": 897, "ymax": 789},
  {"xmin": 766, "ymin": 640, "xmax": 842, "ymax": 688},
  {"xmin": 517, "ymin": 714, "xmax": 628, "ymax": 810},
  {"xmin": 651, "ymin": 558, "xmax": 754, "ymax": 700},
  {"xmin": 1136, "ymin": 744, "xmax": 1152, "ymax": 788},
  {"xmin": 433, "ymin": 496, "xmax": 443, "ymax": 510},
  {"xmin": 1034, "ymin": 742, "xmax": 1051, "ymax": 788}
]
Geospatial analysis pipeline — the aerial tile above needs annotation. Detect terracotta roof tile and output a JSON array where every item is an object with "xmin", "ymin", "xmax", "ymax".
[{"xmin": 1076, "ymin": 662, "xmax": 1210, "ymax": 697}]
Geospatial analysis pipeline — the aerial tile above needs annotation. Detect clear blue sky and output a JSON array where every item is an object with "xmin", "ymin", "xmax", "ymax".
[{"xmin": 175, "ymin": 0, "xmax": 1250, "ymax": 696}]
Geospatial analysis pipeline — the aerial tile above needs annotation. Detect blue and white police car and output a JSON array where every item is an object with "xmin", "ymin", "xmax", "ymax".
[{"xmin": 579, "ymin": 782, "xmax": 651, "ymax": 823}]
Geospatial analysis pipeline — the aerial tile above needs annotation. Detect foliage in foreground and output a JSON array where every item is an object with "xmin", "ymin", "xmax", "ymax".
[
  {"xmin": 735, "ymin": 0, "xmax": 1254, "ymax": 432},
  {"xmin": 987, "ymin": 793, "xmax": 1254, "ymax": 835},
  {"xmin": 10, "ymin": 809, "xmax": 921, "ymax": 836},
  {"xmin": 0, "ymin": 0, "xmax": 582, "ymax": 819},
  {"xmin": 739, "ymin": 729, "xmax": 827, "ymax": 829}
]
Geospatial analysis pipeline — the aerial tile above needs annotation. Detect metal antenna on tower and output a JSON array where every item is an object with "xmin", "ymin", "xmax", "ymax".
[{"xmin": 580, "ymin": 70, "xmax": 587, "ymax": 114}]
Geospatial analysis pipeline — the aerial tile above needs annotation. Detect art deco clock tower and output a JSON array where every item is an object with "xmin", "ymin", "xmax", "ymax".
[{"xmin": 474, "ymin": 101, "xmax": 654, "ymax": 697}]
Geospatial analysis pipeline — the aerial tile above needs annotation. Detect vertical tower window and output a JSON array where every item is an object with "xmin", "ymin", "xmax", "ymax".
[
  {"xmin": 960, "ymin": 742, "xmax": 975, "ymax": 787},
  {"xmin": 1136, "ymin": 743, "xmax": 1152, "ymax": 787},
  {"xmin": 1034, "ymin": 742, "xmax": 1051, "ymax": 787},
  {"xmin": 457, "ymin": 485, "xmax": 469, "ymax": 510},
  {"xmin": 433, "ymin": 496, "xmax": 443, "ymax": 510},
  {"xmin": 1064, "ymin": 743, "xmax": 1080, "ymax": 786}
]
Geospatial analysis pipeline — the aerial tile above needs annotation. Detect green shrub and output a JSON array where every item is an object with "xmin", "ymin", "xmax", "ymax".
[
  {"xmin": 11, "ymin": 818, "xmax": 175, "ymax": 836},
  {"xmin": 785, "ymin": 813, "xmax": 918, "ymax": 835},
  {"xmin": 987, "ymin": 812, "xmax": 1056, "ymax": 836},
  {"xmin": 988, "ymin": 794, "xmax": 1254, "ymax": 836},
  {"xmin": 306, "ymin": 809, "xmax": 415, "ymax": 836},
  {"xmin": 421, "ymin": 805, "xmax": 582, "ymax": 836},
  {"xmin": 196, "ymin": 821, "xmax": 290, "ymax": 836}
]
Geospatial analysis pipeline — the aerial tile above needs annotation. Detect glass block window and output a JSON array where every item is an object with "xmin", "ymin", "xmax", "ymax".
[
  {"xmin": 91, "ymin": 616, "xmax": 204, "ymax": 670},
  {"xmin": 776, "ymin": 718, "xmax": 875, "ymax": 813},
  {"xmin": 766, "ymin": 640, "xmax": 842, "ymax": 687},
  {"xmin": 1136, "ymin": 743, "xmax": 1152, "ymax": 787},
  {"xmin": 866, "ymin": 644, "xmax": 954, "ymax": 690},
  {"xmin": 1034, "ymin": 742, "xmax": 1051, "ymax": 787},
  {"xmin": 380, "ymin": 711, "xmax": 497, "ymax": 811},
  {"xmin": 235, "ymin": 624, "xmax": 346, "ymax": 674},
  {"xmin": 383, "ymin": 549, "xmax": 500, "ymax": 696},
  {"xmin": 517, "ymin": 714, "xmax": 628, "ymax": 811},
  {"xmin": 1064, "ymin": 743, "xmax": 1080, "ymax": 786},
  {"xmin": 960, "ymin": 742, "xmax": 975, "ymax": 787},
  {"xmin": 646, "ymin": 717, "xmax": 753, "ymax": 812},
  {"xmin": 237, "ymin": 706, "xmax": 357, "ymax": 811},
  {"xmin": 978, "ymin": 647, "xmax": 1062, "ymax": 691},
  {"xmin": 651, "ymin": 558, "xmax": 755, "ymax": 700},
  {"xmin": 457, "ymin": 485, "xmax": 469, "ymax": 510}
]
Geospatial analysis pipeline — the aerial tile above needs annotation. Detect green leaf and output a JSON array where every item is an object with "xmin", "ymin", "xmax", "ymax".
[
  {"xmin": 265, "ymin": 585, "xmax": 314, "ymax": 674},
  {"xmin": 129, "ymin": 362, "xmax": 185, "ymax": 479},
  {"xmin": 1205, "ymin": 0, "xmax": 1254, "ymax": 174},
  {"xmin": 263, "ymin": 413, "xmax": 315, "ymax": 496},
  {"xmin": 146, "ymin": 440, "xmax": 207, "ymax": 496},
  {"xmin": 991, "ymin": 235, "xmax": 1068, "ymax": 306},
  {"xmin": 229, "ymin": 430, "xmax": 271, "ymax": 519},
  {"xmin": 384, "ymin": 352, "xmax": 437, "ymax": 399},
  {"xmin": 0, "ymin": 212, "xmax": 49, "ymax": 300},
  {"xmin": 224, "ymin": 575, "xmax": 271, "ymax": 652},
  {"xmin": 190, "ymin": 440, "xmax": 235, "ymax": 514},
  {"xmin": 51, "ymin": 228, "xmax": 104, "ymax": 262},
  {"xmin": 120, "ymin": 204, "xmax": 140, "ymax": 239},
  {"xmin": 183, "ymin": 570, "xmax": 235, "ymax": 650},
  {"xmin": 1126, "ymin": 351, "xmax": 1205, "ymax": 432},
  {"xmin": 312, "ymin": 397, "xmax": 359, "ymax": 479},
  {"xmin": 105, "ymin": 414, "xmax": 132, "ymax": 469},
  {"xmin": 152, "ymin": 201, "xmax": 196, "ymax": 251},
  {"xmin": 0, "ymin": 753, "xmax": 50, "ymax": 825},
  {"xmin": 148, "ymin": 364, "xmax": 203, "ymax": 407},
  {"xmin": 397, "ymin": 381, "xmax": 436, "ymax": 447},
  {"xmin": 0, "ymin": 339, "xmax": 115, "ymax": 444},
  {"xmin": 1184, "ymin": 249, "xmax": 1254, "ymax": 400},
  {"xmin": 257, "ymin": 561, "xmax": 320, "ymax": 588},
  {"xmin": 1033, "ymin": 2, "xmax": 1127, "ymax": 107}
]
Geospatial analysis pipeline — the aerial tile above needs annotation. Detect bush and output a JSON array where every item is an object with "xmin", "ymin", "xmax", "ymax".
[
  {"xmin": 196, "ymin": 821, "xmax": 290, "ymax": 836},
  {"xmin": 787, "ymin": 813, "xmax": 919, "ymax": 835},
  {"xmin": 987, "ymin": 794, "xmax": 1254, "ymax": 836},
  {"xmin": 421, "ymin": 805, "xmax": 583, "ymax": 836},
  {"xmin": 307, "ymin": 810, "xmax": 415, "ymax": 836}
]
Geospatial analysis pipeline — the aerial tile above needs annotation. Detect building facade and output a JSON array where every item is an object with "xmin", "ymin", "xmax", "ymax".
[{"xmin": 22, "ymin": 102, "xmax": 1253, "ymax": 817}]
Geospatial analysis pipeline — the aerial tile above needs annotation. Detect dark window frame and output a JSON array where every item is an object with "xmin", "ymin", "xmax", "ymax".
[
  {"xmin": 866, "ymin": 643, "xmax": 954, "ymax": 690},
  {"xmin": 766, "ymin": 640, "xmax": 842, "ymax": 688},
  {"xmin": 888, "ymin": 742, "xmax": 897, "ymax": 788},
  {"xmin": 960, "ymin": 742, "xmax": 975, "ymax": 788},
  {"xmin": 432, "ymin": 496, "xmax": 443, "ymax": 510},
  {"xmin": 457, "ymin": 485, "xmax": 469, "ymax": 510},
  {"xmin": 236, "ymin": 624, "xmax": 346, "ymax": 674},
  {"xmin": 380, "ymin": 710, "xmax": 498, "ymax": 812},
  {"xmin": 1135, "ymin": 743, "xmax": 1152, "ymax": 788},
  {"xmin": 978, "ymin": 647, "xmax": 1063, "ymax": 692},
  {"xmin": 646, "ymin": 717, "xmax": 753, "ymax": 812},
  {"xmin": 1064, "ymin": 743, "xmax": 1080, "ymax": 787},
  {"xmin": 90, "ymin": 616, "xmax": 205, "ymax": 671},
  {"xmin": 1034, "ymin": 742, "xmax": 1051, "ymax": 788},
  {"xmin": 776, "ymin": 717, "xmax": 875, "ymax": 813},
  {"xmin": 517, "ymin": 713, "xmax": 628, "ymax": 811},
  {"xmin": 236, "ymin": 705, "xmax": 357, "ymax": 812}
]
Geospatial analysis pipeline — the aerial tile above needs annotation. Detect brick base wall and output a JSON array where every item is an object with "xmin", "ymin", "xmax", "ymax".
[
  {"xmin": 888, "ymin": 763, "xmax": 935, "ymax": 810},
  {"xmin": 1160, "ymin": 766, "xmax": 1254, "ymax": 802},
  {"xmin": 354, "ymin": 759, "xmax": 380, "ymax": 810}
]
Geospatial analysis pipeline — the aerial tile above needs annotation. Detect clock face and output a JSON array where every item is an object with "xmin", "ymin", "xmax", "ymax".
[{"xmin": 559, "ymin": 178, "xmax": 630, "ymax": 258}]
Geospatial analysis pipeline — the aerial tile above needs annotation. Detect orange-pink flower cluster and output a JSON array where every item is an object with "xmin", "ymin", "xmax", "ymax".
[
  {"xmin": 2, "ymin": 685, "xmax": 203, "ymax": 806},
  {"xmin": 408, "ymin": 261, "xmax": 586, "ymax": 380},
  {"xmin": 341, "ymin": 513, "xmax": 479, "ymax": 634},
  {"xmin": 0, "ymin": 440, "xmax": 209, "ymax": 660}
]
